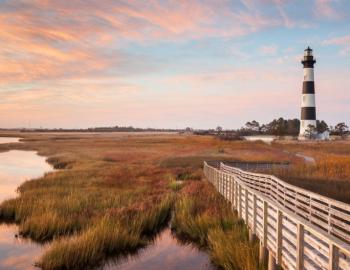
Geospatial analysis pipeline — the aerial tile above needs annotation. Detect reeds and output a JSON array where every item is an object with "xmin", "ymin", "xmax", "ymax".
[
  {"xmin": 1, "ymin": 133, "xmax": 349, "ymax": 269},
  {"xmin": 172, "ymin": 181, "xmax": 260, "ymax": 269},
  {"xmin": 39, "ymin": 196, "xmax": 173, "ymax": 270}
]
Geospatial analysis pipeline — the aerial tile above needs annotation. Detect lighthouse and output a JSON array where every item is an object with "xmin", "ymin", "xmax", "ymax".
[{"xmin": 299, "ymin": 47, "xmax": 317, "ymax": 137}]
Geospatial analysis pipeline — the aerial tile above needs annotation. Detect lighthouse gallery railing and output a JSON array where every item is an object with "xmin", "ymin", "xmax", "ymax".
[{"xmin": 204, "ymin": 161, "xmax": 350, "ymax": 270}]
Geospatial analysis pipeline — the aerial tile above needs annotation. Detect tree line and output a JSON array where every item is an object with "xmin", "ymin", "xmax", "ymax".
[{"xmin": 203, "ymin": 118, "xmax": 349, "ymax": 137}]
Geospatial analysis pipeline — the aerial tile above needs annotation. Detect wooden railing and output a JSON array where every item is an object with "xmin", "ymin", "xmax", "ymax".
[{"xmin": 204, "ymin": 161, "xmax": 350, "ymax": 270}]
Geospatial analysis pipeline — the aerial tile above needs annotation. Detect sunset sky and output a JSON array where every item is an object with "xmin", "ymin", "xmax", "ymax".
[{"xmin": 1, "ymin": 0, "xmax": 349, "ymax": 129}]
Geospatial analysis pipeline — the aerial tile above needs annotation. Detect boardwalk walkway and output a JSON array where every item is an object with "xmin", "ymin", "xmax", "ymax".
[{"xmin": 204, "ymin": 161, "xmax": 350, "ymax": 270}]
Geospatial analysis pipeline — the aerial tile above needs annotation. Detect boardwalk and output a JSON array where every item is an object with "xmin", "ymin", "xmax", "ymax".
[{"xmin": 204, "ymin": 161, "xmax": 350, "ymax": 270}]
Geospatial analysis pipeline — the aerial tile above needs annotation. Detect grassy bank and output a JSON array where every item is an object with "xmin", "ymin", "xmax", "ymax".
[
  {"xmin": 39, "ymin": 195, "xmax": 173, "ymax": 269},
  {"xmin": 0, "ymin": 133, "xmax": 349, "ymax": 269}
]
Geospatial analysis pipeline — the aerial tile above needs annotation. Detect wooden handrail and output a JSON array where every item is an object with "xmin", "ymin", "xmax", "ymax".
[{"xmin": 203, "ymin": 161, "xmax": 350, "ymax": 270}]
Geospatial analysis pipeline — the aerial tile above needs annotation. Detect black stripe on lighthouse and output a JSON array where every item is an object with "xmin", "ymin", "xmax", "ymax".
[
  {"xmin": 302, "ymin": 81, "xmax": 315, "ymax": 94},
  {"xmin": 301, "ymin": 107, "xmax": 316, "ymax": 120}
]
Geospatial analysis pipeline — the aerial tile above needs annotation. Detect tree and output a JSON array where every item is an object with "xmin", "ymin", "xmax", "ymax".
[
  {"xmin": 304, "ymin": 124, "xmax": 317, "ymax": 139},
  {"xmin": 334, "ymin": 122, "xmax": 349, "ymax": 138},
  {"xmin": 245, "ymin": 120, "xmax": 260, "ymax": 133},
  {"xmin": 317, "ymin": 120, "xmax": 329, "ymax": 133},
  {"xmin": 216, "ymin": 126, "xmax": 223, "ymax": 135},
  {"xmin": 286, "ymin": 119, "xmax": 300, "ymax": 136}
]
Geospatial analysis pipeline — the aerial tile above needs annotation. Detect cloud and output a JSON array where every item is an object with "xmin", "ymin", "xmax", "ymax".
[
  {"xmin": 314, "ymin": 0, "xmax": 340, "ymax": 19},
  {"xmin": 0, "ymin": 0, "xmax": 348, "ymax": 128},
  {"xmin": 322, "ymin": 35, "xmax": 350, "ymax": 55},
  {"xmin": 0, "ymin": 0, "xmax": 280, "ymax": 87},
  {"xmin": 260, "ymin": 45, "xmax": 278, "ymax": 55}
]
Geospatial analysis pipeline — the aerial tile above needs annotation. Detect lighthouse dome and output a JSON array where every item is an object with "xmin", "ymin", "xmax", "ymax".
[{"xmin": 304, "ymin": 46, "xmax": 313, "ymax": 56}]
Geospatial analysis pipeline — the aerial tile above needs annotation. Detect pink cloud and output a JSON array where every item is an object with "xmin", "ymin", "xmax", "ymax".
[
  {"xmin": 260, "ymin": 45, "xmax": 278, "ymax": 55},
  {"xmin": 322, "ymin": 35, "xmax": 350, "ymax": 55},
  {"xmin": 0, "ymin": 0, "xmax": 279, "ymax": 87},
  {"xmin": 314, "ymin": 0, "xmax": 340, "ymax": 19}
]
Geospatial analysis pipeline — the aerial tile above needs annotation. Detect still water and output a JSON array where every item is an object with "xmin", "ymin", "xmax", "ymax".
[
  {"xmin": 104, "ymin": 228, "xmax": 214, "ymax": 270},
  {"xmin": 0, "ymin": 140, "xmax": 53, "ymax": 270},
  {"xmin": 0, "ymin": 138, "xmax": 20, "ymax": 144},
  {"xmin": 0, "ymin": 138, "xmax": 215, "ymax": 270}
]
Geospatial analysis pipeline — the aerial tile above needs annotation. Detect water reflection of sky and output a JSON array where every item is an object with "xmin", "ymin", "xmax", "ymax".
[
  {"xmin": 104, "ymin": 228, "xmax": 215, "ymax": 270},
  {"xmin": 0, "ymin": 224, "xmax": 44, "ymax": 270},
  {"xmin": 0, "ymin": 148, "xmax": 53, "ymax": 270},
  {"xmin": 0, "ymin": 150, "xmax": 52, "ymax": 202},
  {"xmin": 0, "ymin": 138, "xmax": 20, "ymax": 144}
]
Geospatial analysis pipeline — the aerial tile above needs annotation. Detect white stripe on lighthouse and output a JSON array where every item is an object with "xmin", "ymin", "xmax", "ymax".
[
  {"xmin": 303, "ymin": 68, "xmax": 314, "ymax": 81},
  {"xmin": 301, "ymin": 94, "xmax": 316, "ymax": 107}
]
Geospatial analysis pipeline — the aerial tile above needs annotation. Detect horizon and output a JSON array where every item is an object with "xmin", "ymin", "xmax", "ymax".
[{"xmin": 1, "ymin": 1, "xmax": 350, "ymax": 129}]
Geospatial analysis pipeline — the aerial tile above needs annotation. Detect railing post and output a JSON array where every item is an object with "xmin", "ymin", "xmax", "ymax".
[
  {"xmin": 276, "ymin": 210, "xmax": 282, "ymax": 266},
  {"xmin": 296, "ymin": 224, "xmax": 304, "ymax": 270},
  {"xmin": 239, "ymin": 185, "xmax": 242, "ymax": 219},
  {"xmin": 260, "ymin": 201, "xmax": 268, "ymax": 265},
  {"xmin": 329, "ymin": 243, "xmax": 339, "ymax": 270},
  {"xmin": 245, "ymin": 189, "xmax": 249, "ymax": 223},
  {"xmin": 268, "ymin": 252, "xmax": 276, "ymax": 270},
  {"xmin": 225, "ymin": 174, "xmax": 228, "ymax": 200},
  {"xmin": 230, "ymin": 176, "xmax": 234, "ymax": 208},
  {"xmin": 253, "ymin": 194, "xmax": 257, "ymax": 236},
  {"xmin": 234, "ymin": 180, "xmax": 237, "ymax": 209}
]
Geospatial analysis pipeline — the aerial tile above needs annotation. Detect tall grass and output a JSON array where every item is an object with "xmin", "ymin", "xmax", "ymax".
[
  {"xmin": 39, "ymin": 196, "xmax": 173, "ymax": 270},
  {"xmin": 208, "ymin": 227, "xmax": 260, "ymax": 270},
  {"xmin": 172, "ymin": 181, "xmax": 260, "ymax": 269},
  {"xmin": 1, "ymin": 133, "xmax": 350, "ymax": 269},
  {"xmin": 270, "ymin": 154, "xmax": 350, "ymax": 202}
]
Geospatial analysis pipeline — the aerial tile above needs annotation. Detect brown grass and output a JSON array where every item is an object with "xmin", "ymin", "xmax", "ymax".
[{"xmin": 0, "ymin": 132, "xmax": 349, "ymax": 268}]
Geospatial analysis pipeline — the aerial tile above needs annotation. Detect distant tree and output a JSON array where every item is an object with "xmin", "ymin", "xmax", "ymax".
[
  {"xmin": 245, "ymin": 120, "xmax": 260, "ymax": 133},
  {"xmin": 304, "ymin": 124, "xmax": 317, "ymax": 139},
  {"xmin": 185, "ymin": 127, "xmax": 193, "ymax": 132},
  {"xmin": 317, "ymin": 120, "xmax": 329, "ymax": 133},
  {"xmin": 216, "ymin": 126, "xmax": 223, "ymax": 135},
  {"xmin": 334, "ymin": 122, "xmax": 349, "ymax": 138},
  {"xmin": 286, "ymin": 119, "xmax": 300, "ymax": 136},
  {"xmin": 260, "ymin": 124, "xmax": 269, "ymax": 134},
  {"xmin": 267, "ymin": 117, "xmax": 287, "ymax": 136}
]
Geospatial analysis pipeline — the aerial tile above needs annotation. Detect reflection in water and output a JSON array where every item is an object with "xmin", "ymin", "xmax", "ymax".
[
  {"xmin": 0, "ymin": 224, "xmax": 44, "ymax": 270},
  {"xmin": 103, "ymin": 228, "xmax": 215, "ymax": 270},
  {"xmin": 0, "ymin": 151, "xmax": 52, "ymax": 202},
  {"xmin": 0, "ymin": 150, "xmax": 53, "ymax": 270},
  {"xmin": 0, "ymin": 137, "xmax": 20, "ymax": 144}
]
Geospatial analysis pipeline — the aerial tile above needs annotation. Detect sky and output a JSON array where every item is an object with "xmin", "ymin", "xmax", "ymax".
[{"xmin": 0, "ymin": 0, "xmax": 350, "ymax": 129}]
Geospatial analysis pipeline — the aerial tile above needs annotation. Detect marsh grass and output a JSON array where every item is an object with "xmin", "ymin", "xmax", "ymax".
[
  {"xmin": 39, "ymin": 196, "xmax": 173, "ymax": 270},
  {"xmin": 1, "ymin": 133, "xmax": 349, "ymax": 269},
  {"xmin": 172, "ymin": 181, "xmax": 260, "ymax": 269},
  {"xmin": 268, "ymin": 148, "xmax": 350, "ymax": 202}
]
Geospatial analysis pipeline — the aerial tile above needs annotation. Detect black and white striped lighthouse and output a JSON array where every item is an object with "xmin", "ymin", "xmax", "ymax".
[{"xmin": 299, "ymin": 47, "xmax": 317, "ymax": 136}]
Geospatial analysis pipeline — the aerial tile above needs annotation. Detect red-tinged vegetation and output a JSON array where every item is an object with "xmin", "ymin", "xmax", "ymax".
[{"xmin": 0, "ymin": 133, "xmax": 349, "ymax": 269}]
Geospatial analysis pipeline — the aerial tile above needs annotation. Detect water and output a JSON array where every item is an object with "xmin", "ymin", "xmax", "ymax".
[
  {"xmin": 0, "ymin": 137, "xmax": 20, "ymax": 144},
  {"xmin": 103, "ymin": 228, "xmax": 215, "ymax": 270},
  {"xmin": 0, "ymin": 139, "xmax": 214, "ymax": 270},
  {"xmin": 243, "ymin": 136, "xmax": 276, "ymax": 144},
  {"xmin": 0, "ymin": 144, "xmax": 53, "ymax": 270},
  {"xmin": 295, "ymin": 153, "xmax": 316, "ymax": 164}
]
